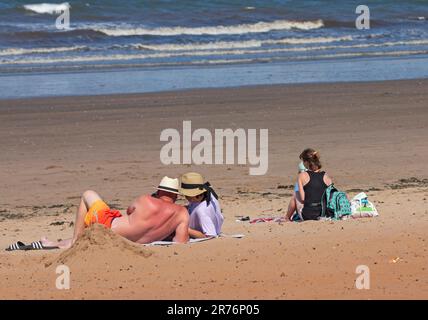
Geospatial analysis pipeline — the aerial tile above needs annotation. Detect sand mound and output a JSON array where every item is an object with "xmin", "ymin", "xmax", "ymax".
[{"xmin": 44, "ymin": 224, "xmax": 153, "ymax": 267}]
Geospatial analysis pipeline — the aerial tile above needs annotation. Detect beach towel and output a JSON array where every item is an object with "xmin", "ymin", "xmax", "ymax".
[
  {"xmin": 250, "ymin": 217, "xmax": 287, "ymax": 224},
  {"xmin": 144, "ymin": 233, "xmax": 245, "ymax": 246}
]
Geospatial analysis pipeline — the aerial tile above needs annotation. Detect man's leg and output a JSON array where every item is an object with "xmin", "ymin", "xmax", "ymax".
[
  {"xmin": 72, "ymin": 190, "xmax": 103, "ymax": 243},
  {"xmin": 41, "ymin": 190, "xmax": 103, "ymax": 249}
]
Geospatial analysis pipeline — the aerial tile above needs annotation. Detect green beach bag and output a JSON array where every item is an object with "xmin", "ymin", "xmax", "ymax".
[{"xmin": 321, "ymin": 184, "xmax": 352, "ymax": 220}]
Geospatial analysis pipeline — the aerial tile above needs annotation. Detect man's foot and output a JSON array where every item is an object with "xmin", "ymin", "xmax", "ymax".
[{"xmin": 41, "ymin": 236, "xmax": 72, "ymax": 249}]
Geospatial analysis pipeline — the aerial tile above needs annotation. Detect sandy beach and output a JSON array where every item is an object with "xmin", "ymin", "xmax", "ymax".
[{"xmin": 0, "ymin": 79, "xmax": 427, "ymax": 299}]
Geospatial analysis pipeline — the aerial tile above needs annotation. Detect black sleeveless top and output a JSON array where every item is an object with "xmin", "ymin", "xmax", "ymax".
[{"xmin": 302, "ymin": 171, "xmax": 328, "ymax": 220}]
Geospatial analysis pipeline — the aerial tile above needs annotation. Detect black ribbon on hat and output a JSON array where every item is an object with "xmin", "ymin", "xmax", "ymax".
[{"xmin": 181, "ymin": 181, "xmax": 218, "ymax": 205}]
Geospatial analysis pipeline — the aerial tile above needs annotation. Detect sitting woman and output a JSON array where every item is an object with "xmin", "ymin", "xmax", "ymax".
[
  {"xmin": 290, "ymin": 148, "xmax": 333, "ymax": 221},
  {"xmin": 179, "ymin": 172, "xmax": 224, "ymax": 238}
]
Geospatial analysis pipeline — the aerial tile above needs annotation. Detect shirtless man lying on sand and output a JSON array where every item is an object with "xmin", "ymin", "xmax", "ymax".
[{"xmin": 39, "ymin": 177, "xmax": 189, "ymax": 249}]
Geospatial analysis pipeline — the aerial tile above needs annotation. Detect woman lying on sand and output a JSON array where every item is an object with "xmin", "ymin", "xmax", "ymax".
[
  {"xmin": 179, "ymin": 172, "xmax": 224, "ymax": 238},
  {"xmin": 285, "ymin": 148, "xmax": 332, "ymax": 221}
]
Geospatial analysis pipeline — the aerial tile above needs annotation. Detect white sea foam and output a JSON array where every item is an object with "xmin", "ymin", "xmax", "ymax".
[
  {"xmin": 3, "ymin": 49, "xmax": 428, "ymax": 68},
  {"xmin": 299, "ymin": 50, "xmax": 428, "ymax": 60},
  {"xmin": 0, "ymin": 46, "xmax": 86, "ymax": 56},
  {"xmin": 268, "ymin": 36, "xmax": 354, "ymax": 45},
  {"xmin": 94, "ymin": 19, "xmax": 324, "ymax": 37},
  {"xmin": 23, "ymin": 2, "xmax": 70, "ymax": 15},
  {"xmin": 3, "ymin": 39, "xmax": 428, "ymax": 65},
  {"xmin": 134, "ymin": 36, "xmax": 354, "ymax": 52},
  {"xmin": 3, "ymin": 47, "xmax": 428, "ymax": 66},
  {"xmin": 134, "ymin": 40, "xmax": 263, "ymax": 51}
]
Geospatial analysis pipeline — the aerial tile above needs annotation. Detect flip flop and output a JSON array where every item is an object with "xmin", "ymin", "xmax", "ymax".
[
  {"xmin": 5, "ymin": 241, "xmax": 27, "ymax": 251},
  {"xmin": 24, "ymin": 241, "xmax": 59, "ymax": 250}
]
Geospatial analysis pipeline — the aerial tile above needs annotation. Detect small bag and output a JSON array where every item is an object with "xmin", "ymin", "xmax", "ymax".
[{"xmin": 350, "ymin": 192, "xmax": 379, "ymax": 218}]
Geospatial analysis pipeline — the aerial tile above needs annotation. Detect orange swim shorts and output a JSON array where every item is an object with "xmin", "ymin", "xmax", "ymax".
[{"xmin": 84, "ymin": 200, "xmax": 122, "ymax": 228}]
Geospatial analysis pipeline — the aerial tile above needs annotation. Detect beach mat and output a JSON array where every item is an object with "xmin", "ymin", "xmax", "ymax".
[
  {"xmin": 250, "ymin": 217, "xmax": 287, "ymax": 224},
  {"xmin": 145, "ymin": 233, "xmax": 245, "ymax": 246}
]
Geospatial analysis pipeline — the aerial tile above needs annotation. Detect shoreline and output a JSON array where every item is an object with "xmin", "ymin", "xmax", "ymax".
[
  {"xmin": 1, "ymin": 77, "xmax": 427, "ymax": 103},
  {"xmin": 1, "ymin": 55, "xmax": 428, "ymax": 100}
]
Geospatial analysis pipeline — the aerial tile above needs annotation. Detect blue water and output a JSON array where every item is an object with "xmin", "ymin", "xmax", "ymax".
[
  {"xmin": 0, "ymin": 1, "xmax": 427, "ymax": 98},
  {"xmin": 1, "ymin": 55, "xmax": 427, "ymax": 100}
]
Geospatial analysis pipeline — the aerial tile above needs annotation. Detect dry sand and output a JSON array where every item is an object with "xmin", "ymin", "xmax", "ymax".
[{"xmin": 0, "ymin": 79, "xmax": 427, "ymax": 299}]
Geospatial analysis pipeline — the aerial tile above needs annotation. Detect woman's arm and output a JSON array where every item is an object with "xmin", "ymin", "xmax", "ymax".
[
  {"xmin": 297, "ymin": 172, "xmax": 307, "ymax": 202},
  {"xmin": 324, "ymin": 173, "xmax": 333, "ymax": 186},
  {"xmin": 188, "ymin": 227, "xmax": 207, "ymax": 239}
]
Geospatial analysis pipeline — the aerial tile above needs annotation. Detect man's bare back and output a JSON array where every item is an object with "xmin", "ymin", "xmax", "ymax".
[{"xmin": 111, "ymin": 194, "xmax": 189, "ymax": 244}]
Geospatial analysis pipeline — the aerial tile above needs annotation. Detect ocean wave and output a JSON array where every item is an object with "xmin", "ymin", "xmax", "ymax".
[
  {"xmin": 3, "ymin": 41, "xmax": 428, "ymax": 66},
  {"xmin": 269, "ymin": 36, "xmax": 354, "ymax": 45},
  {"xmin": 3, "ymin": 50, "xmax": 428, "ymax": 71},
  {"xmin": 0, "ymin": 46, "xmax": 87, "ymax": 56},
  {"xmin": 0, "ymin": 36, "xmax": 354, "ymax": 59},
  {"xmin": 133, "ymin": 40, "xmax": 263, "ymax": 52},
  {"xmin": 302, "ymin": 50, "xmax": 428, "ymax": 60},
  {"xmin": 23, "ymin": 2, "xmax": 70, "ymax": 15},
  {"xmin": 93, "ymin": 19, "xmax": 324, "ymax": 37},
  {"xmin": 135, "ymin": 36, "xmax": 354, "ymax": 52},
  {"xmin": 0, "ymin": 47, "xmax": 332, "ymax": 64},
  {"xmin": 2, "ymin": 38, "xmax": 428, "ymax": 62},
  {"xmin": 131, "ymin": 39, "xmax": 428, "ymax": 58}
]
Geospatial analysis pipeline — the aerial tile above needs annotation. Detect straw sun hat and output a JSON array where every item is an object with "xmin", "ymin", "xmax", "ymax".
[{"xmin": 179, "ymin": 172, "xmax": 208, "ymax": 197}]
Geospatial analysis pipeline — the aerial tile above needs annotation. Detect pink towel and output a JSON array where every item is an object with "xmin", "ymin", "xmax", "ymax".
[{"xmin": 250, "ymin": 217, "xmax": 286, "ymax": 224}]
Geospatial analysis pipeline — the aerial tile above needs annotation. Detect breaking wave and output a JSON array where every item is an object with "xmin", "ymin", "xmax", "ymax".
[
  {"xmin": 93, "ymin": 19, "xmax": 324, "ymax": 37},
  {"xmin": 23, "ymin": 2, "xmax": 70, "ymax": 15}
]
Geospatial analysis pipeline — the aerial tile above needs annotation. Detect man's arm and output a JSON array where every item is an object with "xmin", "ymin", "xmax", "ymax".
[{"xmin": 172, "ymin": 210, "xmax": 189, "ymax": 243}]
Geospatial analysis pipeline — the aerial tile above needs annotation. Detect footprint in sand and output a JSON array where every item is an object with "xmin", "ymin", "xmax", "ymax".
[{"xmin": 45, "ymin": 165, "xmax": 63, "ymax": 170}]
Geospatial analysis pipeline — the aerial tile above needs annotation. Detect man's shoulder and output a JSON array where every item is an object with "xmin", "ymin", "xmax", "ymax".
[
  {"xmin": 140, "ymin": 194, "xmax": 156, "ymax": 205},
  {"xmin": 176, "ymin": 205, "xmax": 189, "ymax": 216},
  {"xmin": 170, "ymin": 205, "xmax": 189, "ymax": 223},
  {"xmin": 158, "ymin": 199, "xmax": 187, "ymax": 216},
  {"xmin": 140, "ymin": 194, "xmax": 168, "ymax": 210}
]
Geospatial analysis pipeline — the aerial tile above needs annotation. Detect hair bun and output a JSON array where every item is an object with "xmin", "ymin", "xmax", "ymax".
[{"xmin": 299, "ymin": 148, "xmax": 322, "ymax": 170}]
